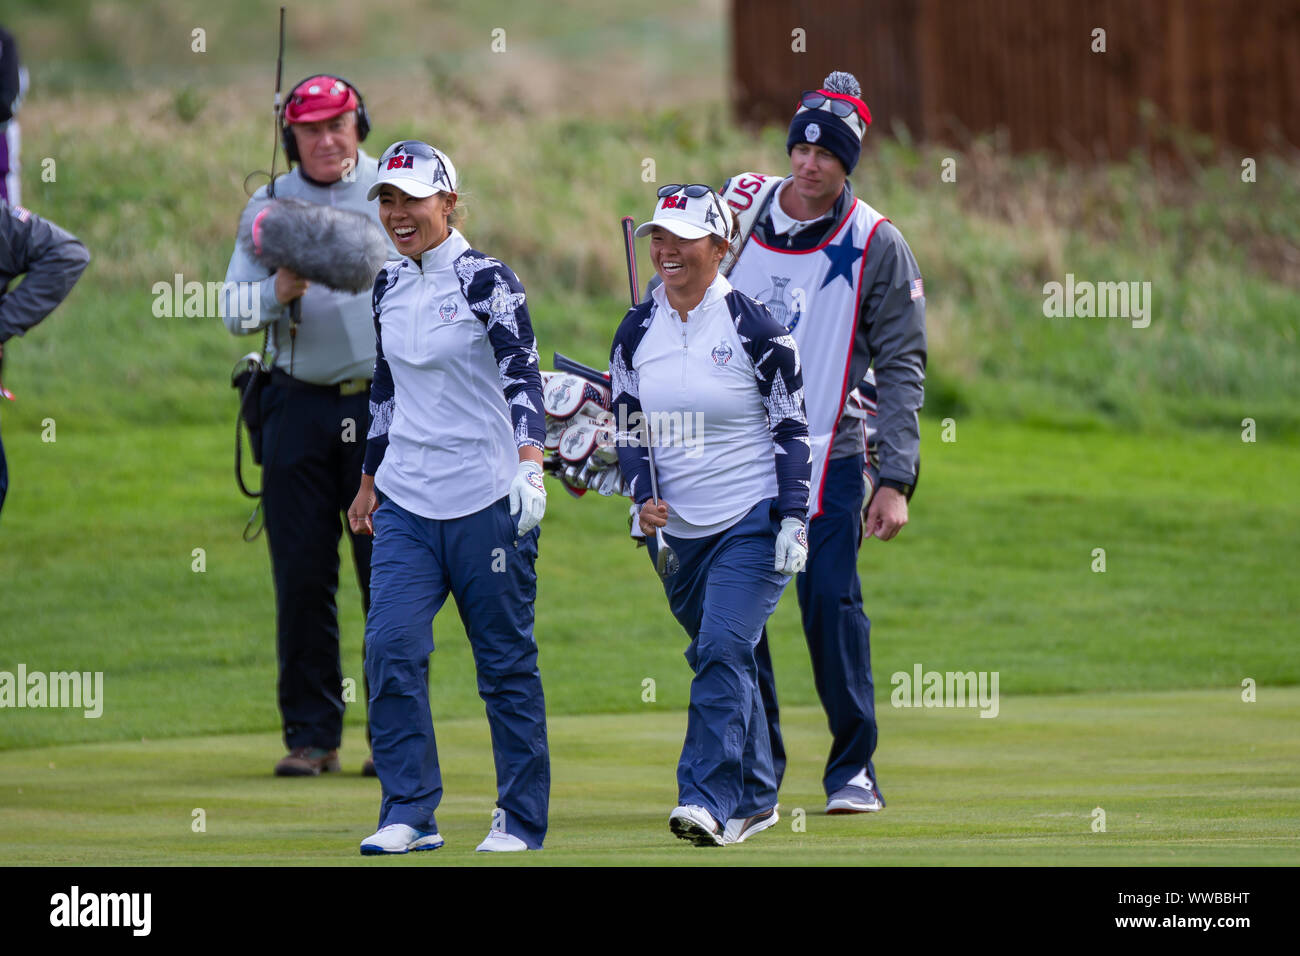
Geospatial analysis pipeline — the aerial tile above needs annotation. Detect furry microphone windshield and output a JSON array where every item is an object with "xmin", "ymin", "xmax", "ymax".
[{"xmin": 237, "ymin": 198, "xmax": 389, "ymax": 293}]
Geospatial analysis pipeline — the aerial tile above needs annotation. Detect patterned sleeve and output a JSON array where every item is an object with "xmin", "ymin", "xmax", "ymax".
[
  {"xmin": 609, "ymin": 303, "xmax": 654, "ymax": 505},
  {"xmin": 362, "ymin": 267, "xmax": 397, "ymax": 476},
  {"xmin": 728, "ymin": 291, "xmax": 811, "ymax": 521},
  {"xmin": 457, "ymin": 252, "xmax": 546, "ymax": 451}
]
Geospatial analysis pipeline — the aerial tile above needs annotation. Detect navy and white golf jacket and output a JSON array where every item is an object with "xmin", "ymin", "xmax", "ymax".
[
  {"xmin": 363, "ymin": 228, "xmax": 546, "ymax": 520},
  {"xmin": 609, "ymin": 272, "xmax": 811, "ymax": 538}
]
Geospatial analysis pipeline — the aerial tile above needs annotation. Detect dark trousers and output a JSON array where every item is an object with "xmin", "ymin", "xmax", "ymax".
[
  {"xmin": 756, "ymin": 455, "xmax": 880, "ymax": 797},
  {"xmin": 365, "ymin": 495, "xmax": 549, "ymax": 848},
  {"xmin": 260, "ymin": 377, "xmax": 372, "ymax": 751}
]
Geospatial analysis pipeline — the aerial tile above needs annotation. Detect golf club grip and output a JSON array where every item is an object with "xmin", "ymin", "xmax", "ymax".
[{"xmin": 621, "ymin": 216, "xmax": 640, "ymax": 307}]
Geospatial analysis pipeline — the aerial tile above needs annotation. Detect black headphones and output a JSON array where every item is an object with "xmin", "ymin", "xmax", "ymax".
[{"xmin": 281, "ymin": 74, "xmax": 371, "ymax": 164}]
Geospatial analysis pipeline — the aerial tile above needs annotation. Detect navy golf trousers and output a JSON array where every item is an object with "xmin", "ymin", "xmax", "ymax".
[
  {"xmin": 755, "ymin": 454, "xmax": 880, "ymax": 798},
  {"xmin": 648, "ymin": 499, "xmax": 790, "ymax": 826},
  {"xmin": 364, "ymin": 494, "xmax": 549, "ymax": 849}
]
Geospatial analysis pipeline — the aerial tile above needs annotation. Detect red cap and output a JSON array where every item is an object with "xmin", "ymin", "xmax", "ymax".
[{"xmin": 284, "ymin": 75, "xmax": 359, "ymax": 124}]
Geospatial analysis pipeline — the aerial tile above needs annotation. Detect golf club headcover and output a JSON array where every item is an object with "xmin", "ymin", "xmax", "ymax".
[
  {"xmin": 543, "ymin": 373, "xmax": 610, "ymax": 420},
  {"xmin": 543, "ymin": 373, "xmax": 586, "ymax": 419},
  {"xmin": 237, "ymin": 197, "xmax": 389, "ymax": 293},
  {"xmin": 559, "ymin": 422, "xmax": 599, "ymax": 464},
  {"xmin": 544, "ymin": 417, "xmax": 568, "ymax": 451},
  {"xmin": 541, "ymin": 366, "xmax": 626, "ymax": 499}
]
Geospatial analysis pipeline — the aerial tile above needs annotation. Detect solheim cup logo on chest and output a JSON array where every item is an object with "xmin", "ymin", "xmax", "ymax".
[
  {"xmin": 710, "ymin": 342, "xmax": 733, "ymax": 366},
  {"xmin": 438, "ymin": 298, "xmax": 458, "ymax": 322}
]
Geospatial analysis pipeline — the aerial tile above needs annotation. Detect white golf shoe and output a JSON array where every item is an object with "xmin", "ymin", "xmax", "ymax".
[
  {"xmin": 359, "ymin": 823, "xmax": 444, "ymax": 855},
  {"xmin": 476, "ymin": 829, "xmax": 529, "ymax": 852},
  {"xmin": 476, "ymin": 808, "xmax": 531, "ymax": 851},
  {"xmin": 722, "ymin": 807, "xmax": 780, "ymax": 845},
  {"xmin": 826, "ymin": 768, "xmax": 886, "ymax": 814},
  {"xmin": 669, "ymin": 805, "xmax": 725, "ymax": 846}
]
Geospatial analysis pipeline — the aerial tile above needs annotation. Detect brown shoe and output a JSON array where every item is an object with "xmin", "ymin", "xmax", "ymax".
[
  {"xmin": 361, "ymin": 755, "xmax": 378, "ymax": 777},
  {"xmin": 274, "ymin": 747, "xmax": 341, "ymax": 777}
]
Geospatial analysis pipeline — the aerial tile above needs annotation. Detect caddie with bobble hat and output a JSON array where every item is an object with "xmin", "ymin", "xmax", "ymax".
[{"xmin": 786, "ymin": 70, "xmax": 872, "ymax": 174}]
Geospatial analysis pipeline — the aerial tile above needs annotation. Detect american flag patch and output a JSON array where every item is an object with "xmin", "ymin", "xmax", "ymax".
[
  {"xmin": 909, "ymin": 277, "xmax": 924, "ymax": 300},
  {"xmin": 12, "ymin": 204, "xmax": 32, "ymax": 223}
]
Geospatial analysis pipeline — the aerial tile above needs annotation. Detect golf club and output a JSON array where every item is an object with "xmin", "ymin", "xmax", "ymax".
[{"xmin": 621, "ymin": 215, "xmax": 678, "ymax": 579}]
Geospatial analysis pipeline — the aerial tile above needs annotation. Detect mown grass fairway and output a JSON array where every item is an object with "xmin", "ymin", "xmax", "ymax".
[{"xmin": 1, "ymin": 691, "xmax": 1296, "ymax": 866}]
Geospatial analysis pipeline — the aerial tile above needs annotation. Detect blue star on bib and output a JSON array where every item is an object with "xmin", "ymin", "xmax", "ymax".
[{"xmin": 820, "ymin": 225, "xmax": 861, "ymax": 290}]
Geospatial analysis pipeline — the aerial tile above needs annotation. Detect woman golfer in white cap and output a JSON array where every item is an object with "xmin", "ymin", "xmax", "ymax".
[
  {"xmin": 348, "ymin": 140, "xmax": 551, "ymax": 854},
  {"xmin": 608, "ymin": 184, "xmax": 811, "ymax": 846}
]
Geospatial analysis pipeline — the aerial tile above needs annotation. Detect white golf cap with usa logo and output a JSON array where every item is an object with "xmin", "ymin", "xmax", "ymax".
[
  {"xmin": 367, "ymin": 140, "xmax": 458, "ymax": 201},
  {"xmin": 635, "ymin": 185, "xmax": 734, "ymax": 242}
]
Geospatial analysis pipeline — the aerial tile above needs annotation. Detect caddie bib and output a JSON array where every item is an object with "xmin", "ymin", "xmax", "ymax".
[{"xmin": 728, "ymin": 196, "xmax": 886, "ymax": 518}]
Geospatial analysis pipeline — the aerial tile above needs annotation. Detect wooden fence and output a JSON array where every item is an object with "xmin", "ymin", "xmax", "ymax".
[{"xmin": 731, "ymin": 0, "xmax": 1300, "ymax": 158}]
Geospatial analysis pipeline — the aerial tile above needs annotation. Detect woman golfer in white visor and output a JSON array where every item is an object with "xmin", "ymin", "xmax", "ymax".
[
  {"xmin": 609, "ymin": 184, "xmax": 811, "ymax": 846},
  {"xmin": 349, "ymin": 141, "xmax": 550, "ymax": 854}
]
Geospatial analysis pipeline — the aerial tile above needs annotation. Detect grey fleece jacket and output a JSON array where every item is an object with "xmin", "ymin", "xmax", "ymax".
[{"xmin": 0, "ymin": 203, "xmax": 90, "ymax": 343}]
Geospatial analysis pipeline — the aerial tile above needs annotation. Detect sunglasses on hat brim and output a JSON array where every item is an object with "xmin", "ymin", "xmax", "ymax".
[
  {"xmin": 654, "ymin": 184, "xmax": 730, "ymax": 236},
  {"xmin": 378, "ymin": 141, "xmax": 453, "ymax": 191},
  {"xmin": 383, "ymin": 140, "xmax": 439, "ymax": 160},
  {"xmin": 799, "ymin": 91, "xmax": 861, "ymax": 117},
  {"xmin": 656, "ymin": 183, "xmax": 716, "ymax": 199}
]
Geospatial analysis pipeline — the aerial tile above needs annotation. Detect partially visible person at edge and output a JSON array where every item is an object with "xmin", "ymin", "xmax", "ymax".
[
  {"xmin": 0, "ymin": 25, "xmax": 28, "ymax": 206},
  {"xmin": 349, "ymin": 140, "xmax": 551, "ymax": 855},
  {"xmin": 222, "ymin": 75, "xmax": 393, "ymax": 778},
  {"xmin": 0, "ymin": 202, "xmax": 89, "ymax": 516},
  {"xmin": 720, "ymin": 70, "xmax": 927, "ymax": 815},
  {"xmin": 610, "ymin": 183, "xmax": 811, "ymax": 847}
]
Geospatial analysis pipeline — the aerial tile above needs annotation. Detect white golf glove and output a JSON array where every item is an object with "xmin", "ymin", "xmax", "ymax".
[
  {"xmin": 509, "ymin": 460, "xmax": 547, "ymax": 536},
  {"xmin": 774, "ymin": 517, "xmax": 808, "ymax": 576}
]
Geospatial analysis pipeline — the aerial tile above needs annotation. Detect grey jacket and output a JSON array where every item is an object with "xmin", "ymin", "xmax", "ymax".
[
  {"xmin": 0, "ymin": 203, "xmax": 90, "ymax": 343},
  {"xmin": 222, "ymin": 150, "xmax": 391, "ymax": 384}
]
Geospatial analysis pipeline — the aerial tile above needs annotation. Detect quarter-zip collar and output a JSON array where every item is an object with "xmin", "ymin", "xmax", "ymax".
[
  {"xmin": 650, "ymin": 271, "xmax": 733, "ymax": 323},
  {"xmin": 405, "ymin": 227, "xmax": 469, "ymax": 276}
]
